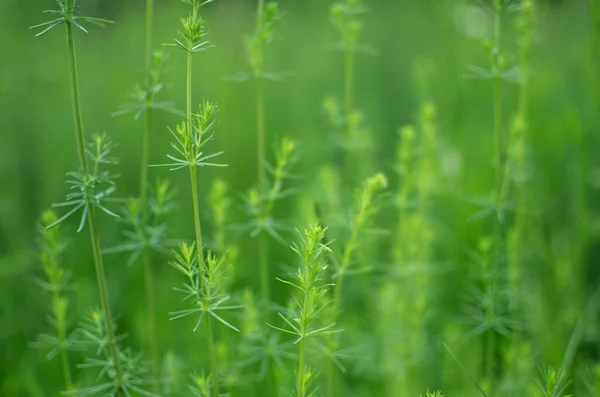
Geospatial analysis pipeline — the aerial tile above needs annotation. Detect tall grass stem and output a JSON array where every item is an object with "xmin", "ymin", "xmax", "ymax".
[{"xmin": 64, "ymin": 3, "xmax": 123, "ymax": 385}]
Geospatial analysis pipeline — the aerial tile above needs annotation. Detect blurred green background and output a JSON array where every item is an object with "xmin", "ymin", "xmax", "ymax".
[{"xmin": 1, "ymin": 0, "xmax": 600, "ymax": 396}]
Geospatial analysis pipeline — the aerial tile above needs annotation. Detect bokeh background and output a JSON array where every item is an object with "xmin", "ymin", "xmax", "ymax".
[{"xmin": 1, "ymin": 0, "xmax": 600, "ymax": 396}]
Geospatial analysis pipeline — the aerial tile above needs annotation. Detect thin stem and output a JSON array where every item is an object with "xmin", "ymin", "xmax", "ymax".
[
  {"xmin": 257, "ymin": 78, "xmax": 266, "ymax": 189},
  {"xmin": 297, "ymin": 290, "xmax": 310, "ymax": 397},
  {"xmin": 255, "ymin": 0, "xmax": 269, "ymax": 301},
  {"xmin": 493, "ymin": 8, "xmax": 502, "ymax": 202},
  {"xmin": 344, "ymin": 40, "xmax": 356, "ymax": 182},
  {"xmin": 185, "ymin": 33, "xmax": 220, "ymax": 391},
  {"xmin": 344, "ymin": 42, "xmax": 355, "ymax": 124},
  {"xmin": 64, "ymin": 3, "xmax": 123, "ymax": 386},
  {"xmin": 189, "ymin": 166, "xmax": 204, "ymax": 264},
  {"xmin": 205, "ymin": 316, "xmax": 220, "ymax": 396},
  {"xmin": 259, "ymin": 232, "xmax": 269, "ymax": 301},
  {"xmin": 65, "ymin": 16, "xmax": 88, "ymax": 172},
  {"xmin": 60, "ymin": 348, "xmax": 73, "ymax": 391},
  {"xmin": 297, "ymin": 337, "xmax": 306, "ymax": 397},
  {"xmin": 89, "ymin": 208, "xmax": 123, "ymax": 385},
  {"xmin": 141, "ymin": 0, "xmax": 154, "ymax": 207},
  {"xmin": 489, "ymin": 6, "xmax": 502, "ymax": 387},
  {"xmin": 327, "ymin": 206, "xmax": 359, "ymax": 397},
  {"xmin": 143, "ymin": 250, "xmax": 160, "ymax": 374},
  {"xmin": 54, "ymin": 289, "xmax": 73, "ymax": 390},
  {"xmin": 141, "ymin": 0, "xmax": 160, "ymax": 374}
]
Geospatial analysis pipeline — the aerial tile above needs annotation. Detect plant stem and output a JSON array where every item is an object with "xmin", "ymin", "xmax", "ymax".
[
  {"xmin": 255, "ymin": 0, "xmax": 270, "ymax": 302},
  {"xmin": 65, "ymin": 15, "xmax": 88, "ymax": 172},
  {"xmin": 141, "ymin": 0, "xmax": 160, "ymax": 375},
  {"xmin": 141, "ymin": 0, "xmax": 154, "ymax": 209},
  {"xmin": 493, "ymin": 7, "xmax": 502, "ymax": 202},
  {"xmin": 344, "ymin": 36, "xmax": 356, "ymax": 182},
  {"xmin": 64, "ymin": 3, "xmax": 123, "ymax": 386},
  {"xmin": 297, "ymin": 336, "xmax": 306, "ymax": 397},
  {"xmin": 259, "ymin": 231, "xmax": 269, "ymax": 301},
  {"xmin": 205, "ymin": 315, "xmax": 220, "ymax": 396},
  {"xmin": 327, "ymin": 207, "xmax": 360, "ymax": 397},
  {"xmin": 89, "ymin": 209, "xmax": 123, "ymax": 382},
  {"xmin": 489, "ymin": 5, "xmax": 502, "ymax": 387},
  {"xmin": 185, "ymin": 25, "xmax": 220, "ymax": 392},
  {"xmin": 189, "ymin": 167, "xmax": 204, "ymax": 268},
  {"xmin": 143, "ymin": 250, "xmax": 159, "ymax": 373},
  {"xmin": 54, "ymin": 290, "xmax": 73, "ymax": 390},
  {"xmin": 344, "ymin": 41, "xmax": 355, "ymax": 125}
]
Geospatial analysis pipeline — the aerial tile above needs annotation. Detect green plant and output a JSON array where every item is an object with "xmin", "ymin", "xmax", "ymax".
[
  {"xmin": 242, "ymin": 138, "xmax": 297, "ymax": 299},
  {"xmin": 157, "ymin": 1, "xmax": 238, "ymax": 394},
  {"xmin": 31, "ymin": 1, "xmax": 124, "ymax": 390},
  {"xmin": 269, "ymin": 225, "xmax": 338, "ymax": 397},
  {"xmin": 243, "ymin": 0, "xmax": 282, "ymax": 301},
  {"xmin": 421, "ymin": 391, "xmax": 444, "ymax": 397},
  {"xmin": 32, "ymin": 210, "xmax": 78, "ymax": 391}
]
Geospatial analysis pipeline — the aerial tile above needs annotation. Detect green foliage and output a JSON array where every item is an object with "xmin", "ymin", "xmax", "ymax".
[
  {"xmin": 48, "ymin": 134, "xmax": 119, "ymax": 232},
  {"xmin": 270, "ymin": 225, "xmax": 339, "ymax": 397},
  {"xmin": 169, "ymin": 242, "xmax": 241, "ymax": 332},
  {"xmin": 244, "ymin": 138, "xmax": 297, "ymax": 243},
  {"xmin": 32, "ymin": 211, "xmax": 78, "ymax": 390},
  {"xmin": 5, "ymin": 1, "xmax": 600, "ymax": 397},
  {"xmin": 153, "ymin": 101, "xmax": 225, "ymax": 172},
  {"xmin": 30, "ymin": 0, "xmax": 112, "ymax": 37}
]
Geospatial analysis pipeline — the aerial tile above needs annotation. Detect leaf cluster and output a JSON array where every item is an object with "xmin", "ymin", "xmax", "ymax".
[
  {"xmin": 113, "ymin": 51, "xmax": 181, "ymax": 119},
  {"xmin": 48, "ymin": 134, "xmax": 119, "ymax": 232},
  {"xmin": 30, "ymin": 0, "xmax": 112, "ymax": 37},
  {"xmin": 32, "ymin": 211, "xmax": 81, "ymax": 361},
  {"xmin": 169, "ymin": 242, "xmax": 241, "ymax": 333},
  {"xmin": 69, "ymin": 311, "xmax": 158, "ymax": 397},
  {"xmin": 246, "ymin": 2, "xmax": 281, "ymax": 78},
  {"xmin": 166, "ymin": 1, "xmax": 214, "ymax": 54},
  {"xmin": 104, "ymin": 181, "xmax": 177, "ymax": 265},
  {"xmin": 153, "ymin": 101, "xmax": 226, "ymax": 171},
  {"xmin": 330, "ymin": 0, "xmax": 367, "ymax": 49},
  {"xmin": 270, "ymin": 225, "xmax": 339, "ymax": 344},
  {"xmin": 241, "ymin": 138, "xmax": 298, "ymax": 244}
]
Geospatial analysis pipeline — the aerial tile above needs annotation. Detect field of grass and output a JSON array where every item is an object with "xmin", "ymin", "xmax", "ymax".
[{"xmin": 1, "ymin": 0, "xmax": 600, "ymax": 396}]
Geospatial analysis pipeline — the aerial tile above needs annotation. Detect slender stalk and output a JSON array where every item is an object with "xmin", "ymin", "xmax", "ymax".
[
  {"xmin": 64, "ymin": 1, "xmax": 123, "ymax": 385},
  {"xmin": 190, "ymin": 167, "xmax": 204, "ymax": 267},
  {"xmin": 65, "ymin": 16, "xmax": 88, "ymax": 172},
  {"xmin": 343, "ymin": 24, "xmax": 356, "ymax": 184},
  {"xmin": 190, "ymin": 167, "xmax": 219, "ymax": 395},
  {"xmin": 493, "ymin": 7, "xmax": 502, "ymax": 202},
  {"xmin": 325, "ymin": 217, "xmax": 356, "ymax": 397},
  {"xmin": 143, "ymin": 249, "xmax": 159, "ymax": 372},
  {"xmin": 184, "ymin": 18, "xmax": 219, "ymax": 392},
  {"xmin": 255, "ymin": 0, "xmax": 269, "ymax": 301},
  {"xmin": 259, "ymin": 232, "xmax": 269, "ymax": 301},
  {"xmin": 257, "ymin": 78, "xmax": 266, "ymax": 190},
  {"xmin": 344, "ymin": 41, "xmax": 355, "ymax": 126},
  {"xmin": 54, "ymin": 289, "xmax": 73, "ymax": 390},
  {"xmin": 488, "ymin": 4, "xmax": 503, "ymax": 386},
  {"xmin": 297, "ymin": 292, "xmax": 310, "ymax": 397},
  {"xmin": 141, "ymin": 0, "xmax": 160, "ymax": 374},
  {"xmin": 256, "ymin": 0, "xmax": 265, "ymax": 182},
  {"xmin": 88, "ymin": 210, "xmax": 123, "ymax": 383},
  {"xmin": 297, "ymin": 337, "xmax": 306, "ymax": 397},
  {"xmin": 141, "ymin": 0, "xmax": 154, "ymax": 209},
  {"xmin": 205, "ymin": 316, "xmax": 220, "ymax": 396}
]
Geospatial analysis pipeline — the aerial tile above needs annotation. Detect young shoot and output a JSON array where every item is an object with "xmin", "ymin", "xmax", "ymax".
[
  {"xmin": 269, "ymin": 224, "xmax": 339, "ymax": 397},
  {"xmin": 242, "ymin": 138, "xmax": 297, "ymax": 300},
  {"xmin": 32, "ymin": 211, "xmax": 79, "ymax": 392},
  {"xmin": 332, "ymin": 172, "xmax": 388, "ymax": 311},
  {"xmin": 67, "ymin": 310, "xmax": 159, "ymax": 397}
]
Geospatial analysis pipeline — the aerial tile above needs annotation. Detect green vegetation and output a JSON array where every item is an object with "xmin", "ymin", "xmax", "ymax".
[{"xmin": 1, "ymin": 0, "xmax": 599, "ymax": 396}]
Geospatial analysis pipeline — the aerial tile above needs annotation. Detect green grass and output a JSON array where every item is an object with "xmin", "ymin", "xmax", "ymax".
[{"xmin": 1, "ymin": 0, "xmax": 600, "ymax": 396}]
